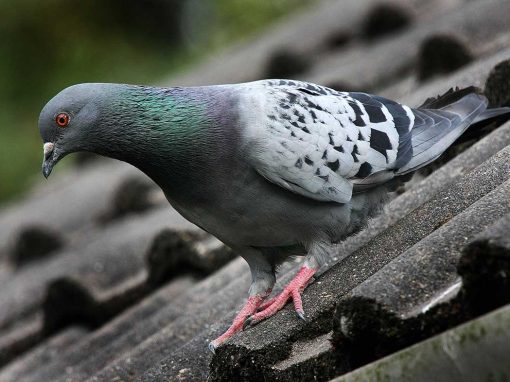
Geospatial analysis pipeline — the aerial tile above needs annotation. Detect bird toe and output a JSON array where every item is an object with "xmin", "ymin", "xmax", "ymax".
[
  {"xmin": 243, "ymin": 316, "xmax": 254, "ymax": 330},
  {"xmin": 208, "ymin": 342, "xmax": 217, "ymax": 354}
]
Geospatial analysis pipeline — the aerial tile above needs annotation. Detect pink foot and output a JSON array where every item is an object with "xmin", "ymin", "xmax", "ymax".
[
  {"xmin": 244, "ymin": 265, "xmax": 317, "ymax": 328},
  {"xmin": 209, "ymin": 294, "xmax": 266, "ymax": 353}
]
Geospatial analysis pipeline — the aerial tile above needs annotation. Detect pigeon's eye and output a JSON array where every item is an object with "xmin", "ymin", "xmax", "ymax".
[{"xmin": 55, "ymin": 113, "xmax": 70, "ymax": 127}]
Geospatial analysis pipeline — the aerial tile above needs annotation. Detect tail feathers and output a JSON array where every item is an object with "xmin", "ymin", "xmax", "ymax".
[
  {"xmin": 396, "ymin": 90, "xmax": 488, "ymax": 175},
  {"xmin": 417, "ymin": 86, "xmax": 483, "ymax": 109},
  {"xmin": 473, "ymin": 106, "xmax": 510, "ymax": 123}
]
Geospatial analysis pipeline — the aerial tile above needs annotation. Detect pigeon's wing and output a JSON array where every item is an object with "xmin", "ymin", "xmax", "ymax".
[{"xmin": 240, "ymin": 80, "xmax": 415, "ymax": 203}]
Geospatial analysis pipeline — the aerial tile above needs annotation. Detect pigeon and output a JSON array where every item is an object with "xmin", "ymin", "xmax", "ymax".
[{"xmin": 38, "ymin": 80, "xmax": 509, "ymax": 351}]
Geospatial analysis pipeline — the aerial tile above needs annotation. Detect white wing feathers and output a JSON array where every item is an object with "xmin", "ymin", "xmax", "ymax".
[{"xmin": 239, "ymin": 80, "xmax": 413, "ymax": 204}]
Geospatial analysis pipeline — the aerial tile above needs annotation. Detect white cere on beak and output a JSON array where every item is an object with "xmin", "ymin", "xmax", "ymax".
[{"xmin": 43, "ymin": 142, "xmax": 54, "ymax": 157}]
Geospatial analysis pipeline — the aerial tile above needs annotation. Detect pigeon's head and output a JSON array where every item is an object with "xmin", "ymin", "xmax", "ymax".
[{"xmin": 38, "ymin": 83, "xmax": 111, "ymax": 178}]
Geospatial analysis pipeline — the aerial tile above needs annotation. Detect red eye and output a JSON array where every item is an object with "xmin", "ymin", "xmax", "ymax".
[{"xmin": 56, "ymin": 113, "xmax": 70, "ymax": 127}]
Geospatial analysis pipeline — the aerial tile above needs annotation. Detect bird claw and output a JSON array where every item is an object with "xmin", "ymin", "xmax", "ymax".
[
  {"xmin": 209, "ymin": 267, "xmax": 316, "ymax": 351},
  {"xmin": 208, "ymin": 342, "xmax": 217, "ymax": 354},
  {"xmin": 243, "ymin": 316, "xmax": 254, "ymax": 330},
  {"xmin": 242, "ymin": 265, "xmax": 317, "ymax": 328},
  {"xmin": 208, "ymin": 294, "xmax": 266, "ymax": 351}
]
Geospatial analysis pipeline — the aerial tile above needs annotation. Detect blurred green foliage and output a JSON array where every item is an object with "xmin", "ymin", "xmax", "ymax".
[{"xmin": 0, "ymin": 0, "xmax": 309, "ymax": 204}]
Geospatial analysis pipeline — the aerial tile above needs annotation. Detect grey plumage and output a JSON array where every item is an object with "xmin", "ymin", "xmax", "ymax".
[{"xmin": 38, "ymin": 79, "xmax": 510, "ymax": 349}]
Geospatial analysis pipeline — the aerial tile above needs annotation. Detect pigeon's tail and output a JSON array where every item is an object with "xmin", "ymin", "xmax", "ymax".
[
  {"xmin": 473, "ymin": 106, "xmax": 510, "ymax": 123},
  {"xmin": 395, "ymin": 87, "xmax": 510, "ymax": 175}
]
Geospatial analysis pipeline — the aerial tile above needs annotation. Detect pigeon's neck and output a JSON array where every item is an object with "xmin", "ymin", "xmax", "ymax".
[{"xmin": 92, "ymin": 85, "xmax": 238, "ymax": 190}]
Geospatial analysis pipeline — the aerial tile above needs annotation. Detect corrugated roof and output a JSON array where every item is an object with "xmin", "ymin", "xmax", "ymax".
[{"xmin": 0, "ymin": 0, "xmax": 509, "ymax": 381}]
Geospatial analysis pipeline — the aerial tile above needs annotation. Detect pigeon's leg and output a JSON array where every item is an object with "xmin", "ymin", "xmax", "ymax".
[
  {"xmin": 209, "ymin": 247, "xmax": 275, "ymax": 352},
  {"xmin": 244, "ymin": 241, "xmax": 328, "ymax": 327}
]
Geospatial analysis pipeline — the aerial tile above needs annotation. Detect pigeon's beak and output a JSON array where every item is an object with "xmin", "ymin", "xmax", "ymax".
[{"xmin": 42, "ymin": 142, "xmax": 56, "ymax": 179}]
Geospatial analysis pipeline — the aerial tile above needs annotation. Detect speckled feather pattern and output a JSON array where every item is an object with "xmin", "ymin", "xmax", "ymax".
[{"xmin": 238, "ymin": 80, "xmax": 415, "ymax": 203}]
